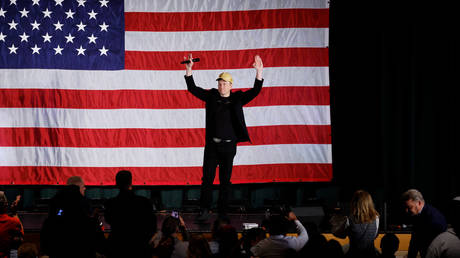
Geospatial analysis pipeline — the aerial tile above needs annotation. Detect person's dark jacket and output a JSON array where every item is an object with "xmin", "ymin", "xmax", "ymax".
[
  {"xmin": 104, "ymin": 190, "xmax": 156, "ymax": 258},
  {"xmin": 408, "ymin": 203, "xmax": 447, "ymax": 258},
  {"xmin": 40, "ymin": 186, "xmax": 105, "ymax": 258},
  {"xmin": 185, "ymin": 75, "xmax": 263, "ymax": 143}
]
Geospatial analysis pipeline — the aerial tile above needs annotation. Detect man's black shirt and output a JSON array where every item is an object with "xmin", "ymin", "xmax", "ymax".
[{"xmin": 214, "ymin": 96, "xmax": 237, "ymax": 140}]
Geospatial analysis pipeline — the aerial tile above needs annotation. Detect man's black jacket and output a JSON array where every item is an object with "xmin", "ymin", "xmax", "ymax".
[{"xmin": 185, "ymin": 75, "xmax": 263, "ymax": 143}]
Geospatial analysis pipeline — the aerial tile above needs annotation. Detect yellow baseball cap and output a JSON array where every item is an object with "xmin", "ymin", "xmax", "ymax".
[{"xmin": 216, "ymin": 72, "xmax": 233, "ymax": 84}]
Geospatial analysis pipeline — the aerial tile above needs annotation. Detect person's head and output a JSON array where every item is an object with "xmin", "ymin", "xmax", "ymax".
[
  {"xmin": 156, "ymin": 235, "xmax": 175, "ymax": 258},
  {"xmin": 188, "ymin": 234, "xmax": 212, "ymax": 258},
  {"xmin": 216, "ymin": 225, "xmax": 239, "ymax": 256},
  {"xmin": 115, "ymin": 170, "xmax": 132, "ymax": 191},
  {"xmin": 18, "ymin": 242, "xmax": 38, "ymax": 258},
  {"xmin": 242, "ymin": 227, "xmax": 266, "ymax": 251},
  {"xmin": 380, "ymin": 233, "xmax": 399, "ymax": 255},
  {"xmin": 350, "ymin": 189, "xmax": 379, "ymax": 223},
  {"xmin": 0, "ymin": 191, "xmax": 8, "ymax": 214},
  {"xmin": 268, "ymin": 214, "xmax": 289, "ymax": 236},
  {"xmin": 216, "ymin": 72, "xmax": 233, "ymax": 97},
  {"xmin": 299, "ymin": 233, "xmax": 327, "ymax": 255},
  {"xmin": 162, "ymin": 215, "xmax": 180, "ymax": 237},
  {"xmin": 324, "ymin": 239, "xmax": 344, "ymax": 258},
  {"xmin": 212, "ymin": 216, "xmax": 231, "ymax": 239},
  {"xmin": 401, "ymin": 189, "xmax": 425, "ymax": 216},
  {"xmin": 66, "ymin": 176, "xmax": 86, "ymax": 196}
]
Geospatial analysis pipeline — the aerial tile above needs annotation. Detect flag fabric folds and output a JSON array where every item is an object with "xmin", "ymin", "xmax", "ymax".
[{"xmin": 0, "ymin": 0, "xmax": 331, "ymax": 185}]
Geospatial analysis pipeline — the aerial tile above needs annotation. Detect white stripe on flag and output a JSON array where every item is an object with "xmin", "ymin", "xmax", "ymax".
[
  {"xmin": 0, "ymin": 144, "xmax": 332, "ymax": 167},
  {"xmin": 0, "ymin": 67, "xmax": 330, "ymax": 90},
  {"xmin": 125, "ymin": 28, "xmax": 329, "ymax": 51},
  {"xmin": 125, "ymin": 0, "xmax": 328, "ymax": 12},
  {"xmin": 0, "ymin": 106, "xmax": 331, "ymax": 129}
]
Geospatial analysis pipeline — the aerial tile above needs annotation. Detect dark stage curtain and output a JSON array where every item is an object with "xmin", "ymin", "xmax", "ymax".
[{"xmin": 329, "ymin": 0, "xmax": 459, "ymax": 217}]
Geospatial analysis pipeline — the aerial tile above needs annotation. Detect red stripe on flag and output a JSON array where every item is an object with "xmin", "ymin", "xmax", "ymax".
[
  {"xmin": 0, "ymin": 87, "xmax": 329, "ymax": 109},
  {"xmin": 0, "ymin": 125, "xmax": 331, "ymax": 147},
  {"xmin": 125, "ymin": 48, "xmax": 329, "ymax": 70},
  {"xmin": 125, "ymin": 9, "xmax": 329, "ymax": 32},
  {"xmin": 0, "ymin": 164, "xmax": 332, "ymax": 185}
]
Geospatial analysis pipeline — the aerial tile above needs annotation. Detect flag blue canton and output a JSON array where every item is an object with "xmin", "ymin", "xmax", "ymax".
[{"xmin": 0, "ymin": 0, "xmax": 124, "ymax": 70}]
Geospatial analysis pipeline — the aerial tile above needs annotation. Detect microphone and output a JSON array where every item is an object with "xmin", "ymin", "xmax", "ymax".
[{"xmin": 180, "ymin": 58, "xmax": 200, "ymax": 64}]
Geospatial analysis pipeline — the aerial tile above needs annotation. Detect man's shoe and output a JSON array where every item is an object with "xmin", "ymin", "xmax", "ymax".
[{"xmin": 195, "ymin": 208, "xmax": 210, "ymax": 222}]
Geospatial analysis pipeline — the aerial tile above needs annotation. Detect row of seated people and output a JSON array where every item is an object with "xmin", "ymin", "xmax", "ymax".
[{"xmin": 1, "ymin": 171, "xmax": 460, "ymax": 258}]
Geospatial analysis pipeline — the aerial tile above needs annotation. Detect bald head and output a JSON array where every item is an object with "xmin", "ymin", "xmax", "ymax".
[{"xmin": 67, "ymin": 176, "xmax": 86, "ymax": 196}]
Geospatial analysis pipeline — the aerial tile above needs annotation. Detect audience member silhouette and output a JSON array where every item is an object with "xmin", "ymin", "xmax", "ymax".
[
  {"xmin": 187, "ymin": 234, "xmax": 212, "ymax": 258},
  {"xmin": 339, "ymin": 190, "xmax": 380, "ymax": 258},
  {"xmin": 325, "ymin": 239, "xmax": 345, "ymax": 258},
  {"xmin": 208, "ymin": 216, "xmax": 231, "ymax": 255},
  {"xmin": 66, "ymin": 176, "xmax": 86, "ymax": 196},
  {"xmin": 17, "ymin": 243, "xmax": 38, "ymax": 258},
  {"xmin": 250, "ymin": 211, "xmax": 308, "ymax": 258},
  {"xmin": 153, "ymin": 215, "xmax": 189, "ymax": 258},
  {"xmin": 402, "ymin": 189, "xmax": 447, "ymax": 258},
  {"xmin": 104, "ymin": 170, "xmax": 157, "ymax": 258},
  {"xmin": 425, "ymin": 197, "xmax": 460, "ymax": 258},
  {"xmin": 40, "ymin": 184, "xmax": 105, "ymax": 258},
  {"xmin": 214, "ymin": 224, "xmax": 243, "ymax": 258},
  {"xmin": 379, "ymin": 233, "xmax": 399, "ymax": 258},
  {"xmin": 0, "ymin": 191, "xmax": 23, "ymax": 257},
  {"xmin": 298, "ymin": 222, "xmax": 327, "ymax": 258},
  {"xmin": 241, "ymin": 227, "xmax": 266, "ymax": 257}
]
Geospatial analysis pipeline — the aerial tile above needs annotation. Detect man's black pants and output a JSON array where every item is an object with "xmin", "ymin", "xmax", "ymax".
[{"xmin": 200, "ymin": 140, "xmax": 237, "ymax": 212}]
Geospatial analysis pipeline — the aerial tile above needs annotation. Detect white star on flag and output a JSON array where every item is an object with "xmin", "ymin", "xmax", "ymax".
[
  {"xmin": 98, "ymin": 45, "xmax": 108, "ymax": 56},
  {"xmin": 9, "ymin": 0, "xmax": 17, "ymax": 6},
  {"xmin": 88, "ymin": 10, "xmax": 97, "ymax": 20},
  {"xmin": 99, "ymin": 22, "xmax": 109, "ymax": 32},
  {"xmin": 42, "ymin": 8, "xmax": 52, "ymax": 18},
  {"xmin": 31, "ymin": 0, "xmax": 40, "ymax": 6},
  {"xmin": 65, "ymin": 33, "xmax": 75, "ymax": 43},
  {"xmin": 54, "ymin": 45, "xmax": 64, "ymax": 55},
  {"xmin": 54, "ymin": 21, "xmax": 64, "ymax": 31},
  {"xmin": 31, "ymin": 20, "xmax": 40, "ymax": 30},
  {"xmin": 76, "ymin": 45, "xmax": 86, "ymax": 55},
  {"xmin": 19, "ymin": 32, "xmax": 29, "ymax": 42},
  {"xmin": 42, "ymin": 33, "xmax": 52, "ymax": 43},
  {"xmin": 0, "ymin": 8, "xmax": 6, "ymax": 17},
  {"xmin": 31, "ymin": 44, "xmax": 41, "ymax": 54},
  {"xmin": 20, "ymin": 8, "xmax": 29, "ymax": 18},
  {"xmin": 8, "ymin": 20, "xmax": 18, "ymax": 30},
  {"xmin": 54, "ymin": 0, "xmax": 64, "ymax": 6},
  {"xmin": 65, "ymin": 9, "xmax": 75, "ymax": 19},
  {"xmin": 77, "ymin": 0, "xmax": 86, "ymax": 7},
  {"xmin": 0, "ymin": 32, "xmax": 6, "ymax": 41},
  {"xmin": 88, "ymin": 34, "xmax": 97, "ymax": 44},
  {"xmin": 8, "ymin": 44, "xmax": 18, "ymax": 54},
  {"xmin": 99, "ymin": 0, "xmax": 109, "ymax": 7},
  {"xmin": 76, "ymin": 21, "xmax": 86, "ymax": 31}
]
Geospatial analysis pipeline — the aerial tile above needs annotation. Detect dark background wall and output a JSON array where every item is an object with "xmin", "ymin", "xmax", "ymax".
[{"xmin": 329, "ymin": 0, "xmax": 459, "ymax": 217}]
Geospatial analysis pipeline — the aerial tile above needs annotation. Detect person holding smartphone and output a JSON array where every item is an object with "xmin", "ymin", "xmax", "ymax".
[{"xmin": 152, "ymin": 213, "xmax": 189, "ymax": 258}]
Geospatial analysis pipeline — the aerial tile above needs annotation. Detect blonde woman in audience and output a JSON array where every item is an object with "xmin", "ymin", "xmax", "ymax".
[{"xmin": 339, "ymin": 190, "xmax": 380, "ymax": 258}]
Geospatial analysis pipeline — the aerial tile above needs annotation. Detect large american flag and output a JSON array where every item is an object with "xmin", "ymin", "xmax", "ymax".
[{"xmin": 0, "ymin": 0, "xmax": 331, "ymax": 185}]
